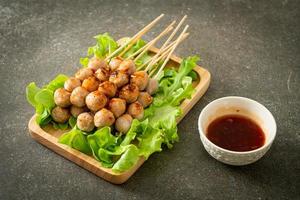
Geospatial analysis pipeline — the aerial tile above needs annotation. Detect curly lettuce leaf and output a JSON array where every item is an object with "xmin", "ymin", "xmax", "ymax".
[
  {"xmin": 26, "ymin": 82, "xmax": 41, "ymax": 107},
  {"xmin": 45, "ymin": 74, "xmax": 68, "ymax": 92},
  {"xmin": 137, "ymin": 126, "xmax": 163, "ymax": 159},
  {"xmin": 26, "ymin": 74, "xmax": 68, "ymax": 127},
  {"xmin": 144, "ymin": 104, "xmax": 181, "ymax": 148},
  {"xmin": 34, "ymin": 89, "xmax": 55, "ymax": 109},
  {"xmin": 87, "ymin": 127, "xmax": 118, "ymax": 160},
  {"xmin": 87, "ymin": 33, "xmax": 118, "ymax": 59},
  {"xmin": 169, "ymin": 76, "xmax": 195, "ymax": 106},
  {"xmin": 112, "ymin": 145, "xmax": 140, "ymax": 172},
  {"xmin": 59, "ymin": 127, "xmax": 91, "ymax": 154}
]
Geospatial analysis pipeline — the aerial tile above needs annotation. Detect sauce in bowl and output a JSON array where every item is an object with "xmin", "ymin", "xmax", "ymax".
[{"xmin": 206, "ymin": 115, "xmax": 265, "ymax": 152}]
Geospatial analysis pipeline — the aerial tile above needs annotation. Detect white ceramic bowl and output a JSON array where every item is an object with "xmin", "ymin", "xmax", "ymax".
[{"xmin": 198, "ymin": 96, "xmax": 276, "ymax": 166}]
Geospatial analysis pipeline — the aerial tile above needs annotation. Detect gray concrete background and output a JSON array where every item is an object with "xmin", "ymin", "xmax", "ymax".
[{"xmin": 0, "ymin": 0, "xmax": 299, "ymax": 199}]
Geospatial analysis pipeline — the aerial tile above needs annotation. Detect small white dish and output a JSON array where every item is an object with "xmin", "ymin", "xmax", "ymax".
[{"xmin": 198, "ymin": 96, "xmax": 276, "ymax": 166}]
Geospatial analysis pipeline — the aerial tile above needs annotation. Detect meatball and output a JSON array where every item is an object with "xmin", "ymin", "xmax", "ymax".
[
  {"xmin": 54, "ymin": 88, "xmax": 71, "ymax": 108},
  {"xmin": 118, "ymin": 59, "xmax": 136, "ymax": 75},
  {"xmin": 115, "ymin": 114, "xmax": 133, "ymax": 133},
  {"xmin": 108, "ymin": 98, "xmax": 126, "ymax": 118},
  {"xmin": 77, "ymin": 112, "xmax": 95, "ymax": 132},
  {"xmin": 146, "ymin": 78, "xmax": 159, "ymax": 95},
  {"xmin": 82, "ymin": 76, "xmax": 99, "ymax": 92},
  {"xmin": 70, "ymin": 105, "xmax": 87, "ymax": 117},
  {"xmin": 85, "ymin": 91, "xmax": 107, "ymax": 112},
  {"xmin": 64, "ymin": 77, "xmax": 81, "ymax": 92},
  {"xmin": 88, "ymin": 56, "xmax": 108, "ymax": 72},
  {"xmin": 75, "ymin": 68, "xmax": 93, "ymax": 81},
  {"xmin": 119, "ymin": 84, "xmax": 139, "ymax": 103},
  {"xmin": 95, "ymin": 67, "xmax": 110, "ymax": 82},
  {"xmin": 109, "ymin": 70, "xmax": 129, "ymax": 88},
  {"xmin": 137, "ymin": 92, "xmax": 153, "ymax": 108},
  {"xmin": 98, "ymin": 81, "xmax": 117, "ymax": 98},
  {"xmin": 130, "ymin": 71, "xmax": 149, "ymax": 91},
  {"xmin": 109, "ymin": 57, "xmax": 123, "ymax": 71},
  {"xmin": 70, "ymin": 86, "xmax": 89, "ymax": 107},
  {"xmin": 51, "ymin": 106, "xmax": 70, "ymax": 123},
  {"xmin": 94, "ymin": 108, "xmax": 115, "ymax": 128},
  {"xmin": 127, "ymin": 101, "xmax": 144, "ymax": 120}
]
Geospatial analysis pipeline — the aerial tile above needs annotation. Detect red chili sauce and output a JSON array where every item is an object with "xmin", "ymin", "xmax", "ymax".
[{"xmin": 206, "ymin": 115, "xmax": 265, "ymax": 152}]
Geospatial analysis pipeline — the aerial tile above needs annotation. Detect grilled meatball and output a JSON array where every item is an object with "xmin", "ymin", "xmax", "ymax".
[
  {"xmin": 85, "ymin": 91, "xmax": 107, "ymax": 112},
  {"xmin": 109, "ymin": 70, "xmax": 129, "ymax": 88},
  {"xmin": 108, "ymin": 98, "xmax": 126, "ymax": 118},
  {"xmin": 119, "ymin": 84, "xmax": 139, "ymax": 103},
  {"xmin": 70, "ymin": 86, "xmax": 89, "ymax": 107},
  {"xmin": 127, "ymin": 101, "xmax": 144, "ymax": 120},
  {"xmin": 137, "ymin": 92, "xmax": 153, "ymax": 108},
  {"xmin": 146, "ymin": 78, "xmax": 159, "ymax": 95},
  {"xmin": 54, "ymin": 88, "xmax": 71, "ymax": 108},
  {"xmin": 88, "ymin": 56, "xmax": 108, "ymax": 72},
  {"xmin": 77, "ymin": 112, "xmax": 95, "ymax": 132},
  {"xmin": 109, "ymin": 57, "xmax": 123, "ymax": 71},
  {"xmin": 51, "ymin": 106, "xmax": 70, "ymax": 123},
  {"xmin": 82, "ymin": 76, "xmax": 99, "ymax": 92},
  {"xmin": 130, "ymin": 71, "xmax": 149, "ymax": 91},
  {"xmin": 118, "ymin": 59, "xmax": 136, "ymax": 75},
  {"xmin": 64, "ymin": 77, "xmax": 81, "ymax": 92},
  {"xmin": 70, "ymin": 105, "xmax": 87, "ymax": 117},
  {"xmin": 115, "ymin": 114, "xmax": 133, "ymax": 133},
  {"xmin": 95, "ymin": 67, "xmax": 110, "ymax": 82},
  {"xmin": 98, "ymin": 81, "xmax": 117, "ymax": 98},
  {"xmin": 94, "ymin": 108, "xmax": 115, "ymax": 128},
  {"xmin": 75, "ymin": 68, "xmax": 93, "ymax": 81}
]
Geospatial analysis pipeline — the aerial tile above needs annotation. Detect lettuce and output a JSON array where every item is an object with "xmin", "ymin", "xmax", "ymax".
[
  {"xmin": 123, "ymin": 39, "xmax": 152, "ymax": 67},
  {"xmin": 87, "ymin": 33, "xmax": 118, "ymax": 59},
  {"xmin": 58, "ymin": 127, "xmax": 91, "ymax": 154},
  {"xmin": 137, "ymin": 126, "xmax": 163, "ymax": 159},
  {"xmin": 112, "ymin": 145, "xmax": 139, "ymax": 172},
  {"xmin": 26, "ymin": 74, "xmax": 68, "ymax": 126}
]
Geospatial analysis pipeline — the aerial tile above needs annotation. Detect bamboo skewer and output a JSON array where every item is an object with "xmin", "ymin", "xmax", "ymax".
[
  {"xmin": 125, "ymin": 21, "xmax": 175, "ymax": 60},
  {"xmin": 133, "ymin": 21, "xmax": 176, "ymax": 61},
  {"xmin": 144, "ymin": 15, "xmax": 187, "ymax": 73},
  {"xmin": 118, "ymin": 15, "xmax": 168, "ymax": 57},
  {"xmin": 153, "ymin": 25, "xmax": 189, "ymax": 79},
  {"xmin": 105, "ymin": 14, "xmax": 164, "ymax": 61},
  {"xmin": 141, "ymin": 32, "xmax": 189, "ymax": 72}
]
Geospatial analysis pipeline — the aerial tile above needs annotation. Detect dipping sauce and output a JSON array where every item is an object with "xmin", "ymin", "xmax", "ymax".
[{"xmin": 206, "ymin": 115, "xmax": 265, "ymax": 152}]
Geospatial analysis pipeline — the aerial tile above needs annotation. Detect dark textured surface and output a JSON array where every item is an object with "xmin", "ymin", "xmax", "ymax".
[{"xmin": 0, "ymin": 0, "xmax": 299, "ymax": 199}]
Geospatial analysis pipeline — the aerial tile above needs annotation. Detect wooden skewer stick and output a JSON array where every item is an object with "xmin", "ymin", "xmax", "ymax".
[
  {"xmin": 105, "ymin": 14, "xmax": 164, "ymax": 61},
  {"xmin": 143, "ymin": 15, "xmax": 187, "ymax": 72},
  {"xmin": 132, "ymin": 21, "xmax": 176, "ymax": 61},
  {"xmin": 142, "ymin": 32, "xmax": 189, "ymax": 72},
  {"xmin": 153, "ymin": 25, "xmax": 189, "ymax": 79},
  {"xmin": 126, "ymin": 21, "xmax": 175, "ymax": 60},
  {"xmin": 118, "ymin": 14, "xmax": 167, "ymax": 58}
]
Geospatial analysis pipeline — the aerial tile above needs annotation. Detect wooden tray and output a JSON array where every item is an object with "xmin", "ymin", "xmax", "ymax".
[{"xmin": 28, "ymin": 47, "xmax": 211, "ymax": 184}]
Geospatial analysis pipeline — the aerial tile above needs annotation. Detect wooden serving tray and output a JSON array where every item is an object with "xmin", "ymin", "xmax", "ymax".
[{"xmin": 28, "ymin": 47, "xmax": 211, "ymax": 184}]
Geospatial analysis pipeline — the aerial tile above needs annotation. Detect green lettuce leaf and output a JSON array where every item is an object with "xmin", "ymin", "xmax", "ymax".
[
  {"xmin": 26, "ymin": 82, "xmax": 41, "ymax": 107},
  {"xmin": 112, "ymin": 145, "xmax": 140, "ymax": 172},
  {"xmin": 26, "ymin": 74, "xmax": 68, "ymax": 127},
  {"xmin": 87, "ymin": 127, "xmax": 118, "ymax": 160},
  {"xmin": 68, "ymin": 116, "xmax": 77, "ymax": 128},
  {"xmin": 45, "ymin": 74, "xmax": 68, "ymax": 92},
  {"xmin": 137, "ymin": 126, "xmax": 163, "ymax": 159},
  {"xmin": 88, "ymin": 33, "xmax": 118, "ymax": 59},
  {"xmin": 80, "ymin": 57, "xmax": 89, "ymax": 67},
  {"xmin": 170, "ymin": 76, "xmax": 195, "ymax": 106},
  {"xmin": 59, "ymin": 127, "xmax": 91, "ymax": 154},
  {"xmin": 34, "ymin": 89, "xmax": 55, "ymax": 109},
  {"xmin": 144, "ymin": 104, "xmax": 181, "ymax": 148}
]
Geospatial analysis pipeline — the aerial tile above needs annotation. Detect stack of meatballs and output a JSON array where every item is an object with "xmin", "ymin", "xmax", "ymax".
[{"xmin": 51, "ymin": 56, "xmax": 157, "ymax": 133}]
